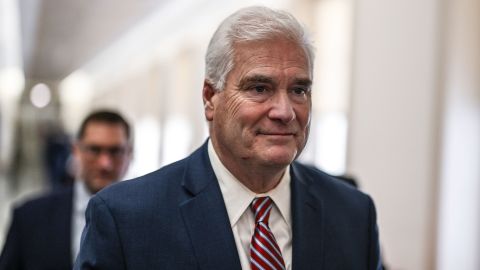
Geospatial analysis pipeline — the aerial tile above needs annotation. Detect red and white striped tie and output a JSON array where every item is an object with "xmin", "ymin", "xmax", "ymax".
[{"xmin": 250, "ymin": 196, "xmax": 286, "ymax": 270}]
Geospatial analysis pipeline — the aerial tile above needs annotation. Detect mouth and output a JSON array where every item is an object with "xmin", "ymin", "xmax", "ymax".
[
  {"xmin": 95, "ymin": 170, "xmax": 114, "ymax": 179},
  {"xmin": 256, "ymin": 131, "xmax": 296, "ymax": 137}
]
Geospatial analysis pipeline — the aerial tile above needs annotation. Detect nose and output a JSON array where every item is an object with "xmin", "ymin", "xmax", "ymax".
[
  {"xmin": 96, "ymin": 152, "xmax": 114, "ymax": 170},
  {"xmin": 268, "ymin": 91, "xmax": 295, "ymax": 123}
]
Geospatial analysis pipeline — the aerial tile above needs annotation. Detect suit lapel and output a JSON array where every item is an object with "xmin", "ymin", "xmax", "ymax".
[
  {"xmin": 290, "ymin": 163, "xmax": 325, "ymax": 270},
  {"xmin": 179, "ymin": 142, "xmax": 242, "ymax": 270}
]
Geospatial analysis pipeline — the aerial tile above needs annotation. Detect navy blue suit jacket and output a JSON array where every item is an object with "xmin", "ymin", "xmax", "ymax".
[
  {"xmin": 0, "ymin": 188, "xmax": 73, "ymax": 270},
  {"xmin": 75, "ymin": 142, "xmax": 382, "ymax": 269}
]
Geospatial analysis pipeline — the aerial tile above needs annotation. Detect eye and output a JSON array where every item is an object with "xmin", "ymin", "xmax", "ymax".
[
  {"xmin": 109, "ymin": 146, "xmax": 127, "ymax": 157},
  {"xmin": 292, "ymin": 87, "xmax": 308, "ymax": 95},
  {"xmin": 81, "ymin": 145, "xmax": 101, "ymax": 156},
  {"xmin": 253, "ymin": 85, "xmax": 267, "ymax": 93}
]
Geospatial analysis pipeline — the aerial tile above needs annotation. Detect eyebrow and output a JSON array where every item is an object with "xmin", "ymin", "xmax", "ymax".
[
  {"xmin": 237, "ymin": 75, "xmax": 312, "ymax": 89},
  {"xmin": 292, "ymin": 78, "xmax": 313, "ymax": 88},
  {"xmin": 237, "ymin": 75, "xmax": 273, "ymax": 89}
]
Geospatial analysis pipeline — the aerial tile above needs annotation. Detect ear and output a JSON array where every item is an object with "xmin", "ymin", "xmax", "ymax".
[
  {"xmin": 72, "ymin": 142, "xmax": 81, "ymax": 159},
  {"xmin": 203, "ymin": 80, "xmax": 216, "ymax": 121},
  {"xmin": 126, "ymin": 143, "xmax": 134, "ymax": 159},
  {"xmin": 70, "ymin": 142, "xmax": 82, "ymax": 176}
]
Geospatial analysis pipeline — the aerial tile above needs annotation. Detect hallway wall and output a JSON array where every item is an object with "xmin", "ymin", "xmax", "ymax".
[{"xmin": 348, "ymin": 0, "xmax": 442, "ymax": 268}]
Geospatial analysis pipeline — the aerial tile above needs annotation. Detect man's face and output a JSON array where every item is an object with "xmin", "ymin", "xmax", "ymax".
[
  {"xmin": 73, "ymin": 122, "xmax": 131, "ymax": 194},
  {"xmin": 204, "ymin": 38, "xmax": 312, "ymax": 169}
]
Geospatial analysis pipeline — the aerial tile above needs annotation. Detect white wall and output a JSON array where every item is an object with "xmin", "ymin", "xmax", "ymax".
[
  {"xmin": 348, "ymin": 0, "xmax": 441, "ymax": 269},
  {"xmin": 436, "ymin": 0, "xmax": 480, "ymax": 268}
]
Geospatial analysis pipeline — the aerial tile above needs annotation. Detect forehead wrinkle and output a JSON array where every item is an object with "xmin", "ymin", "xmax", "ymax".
[
  {"xmin": 238, "ymin": 47, "xmax": 310, "ymax": 71},
  {"xmin": 232, "ymin": 48, "xmax": 306, "ymax": 71},
  {"xmin": 230, "ymin": 40, "xmax": 311, "ymax": 90},
  {"xmin": 237, "ymin": 57, "xmax": 311, "ymax": 84},
  {"xmin": 242, "ymin": 69, "xmax": 311, "ymax": 84}
]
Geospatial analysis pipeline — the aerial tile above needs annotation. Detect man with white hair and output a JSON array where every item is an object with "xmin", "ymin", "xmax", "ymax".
[{"xmin": 75, "ymin": 6, "xmax": 382, "ymax": 270}]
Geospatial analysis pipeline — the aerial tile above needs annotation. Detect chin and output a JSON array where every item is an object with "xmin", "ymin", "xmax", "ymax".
[
  {"xmin": 259, "ymin": 152, "xmax": 296, "ymax": 167},
  {"xmin": 91, "ymin": 179, "xmax": 115, "ymax": 191}
]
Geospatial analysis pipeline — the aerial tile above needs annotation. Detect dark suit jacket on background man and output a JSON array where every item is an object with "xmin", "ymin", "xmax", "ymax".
[{"xmin": 0, "ymin": 188, "xmax": 74, "ymax": 269}]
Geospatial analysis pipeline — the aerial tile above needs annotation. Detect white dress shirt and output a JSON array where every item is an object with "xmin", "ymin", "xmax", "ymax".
[
  {"xmin": 208, "ymin": 141, "xmax": 292, "ymax": 270},
  {"xmin": 71, "ymin": 180, "xmax": 93, "ymax": 261}
]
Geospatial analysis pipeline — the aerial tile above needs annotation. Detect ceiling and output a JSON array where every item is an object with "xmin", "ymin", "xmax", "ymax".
[{"xmin": 19, "ymin": 0, "xmax": 170, "ymax": 81}]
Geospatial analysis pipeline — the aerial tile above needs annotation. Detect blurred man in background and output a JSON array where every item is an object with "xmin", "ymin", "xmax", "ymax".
[{"xmin": 0, "ymin": 110, "xmax": 133, "ymax": 270}]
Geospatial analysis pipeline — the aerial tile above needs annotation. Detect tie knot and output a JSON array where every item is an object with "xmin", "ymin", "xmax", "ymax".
[{"xmin": 251, "ymin": 196, "xmax": 273, "ymax": 224}]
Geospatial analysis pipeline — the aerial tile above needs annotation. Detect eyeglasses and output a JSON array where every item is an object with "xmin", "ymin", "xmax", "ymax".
[{"xmin": 79, "ymin": 144, "xmax": 129, "ymax": 160}]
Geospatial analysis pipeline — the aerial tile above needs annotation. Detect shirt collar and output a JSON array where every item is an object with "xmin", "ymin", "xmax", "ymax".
[
  {"xmin": 73, "ymin": 180, "xmax": 93, "ymax": 214},
  {"xmin": 207, "ymin": 140, "xmax": 291, "ymax": 228}
]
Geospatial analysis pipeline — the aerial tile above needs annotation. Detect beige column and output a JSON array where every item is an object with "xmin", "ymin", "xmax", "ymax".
[
  {"xmin": 348, "ymin": 0, "xmax": 442, "ymax": 268},
  {"xmin": 436, "ymin": 0, "xmax": 480, "ymax": 268}
]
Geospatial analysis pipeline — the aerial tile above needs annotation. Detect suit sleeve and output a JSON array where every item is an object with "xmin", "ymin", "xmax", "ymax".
[
  {"xmin": 74, "ymin": 195, "xmax": 126, "ymax": 270},
  {"xmin": 367, "ymin": 196, "xmax": 383, "ymax": 270},
  {"xmin": 0, "ymin": 209, "xmax": 22, "ymax": 270}
]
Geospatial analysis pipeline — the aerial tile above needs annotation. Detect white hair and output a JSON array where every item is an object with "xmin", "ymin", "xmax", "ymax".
[{"xmin": 205, "ymin": 6, "xmax": 315, "ymax": 91}]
